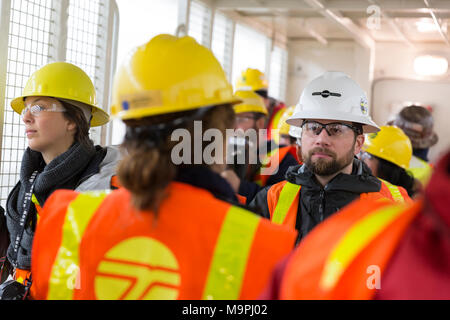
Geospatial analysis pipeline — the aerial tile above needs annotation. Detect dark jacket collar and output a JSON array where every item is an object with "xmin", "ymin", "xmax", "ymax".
[
  {"xmin": 286, "ymin": 158, "xmax": 381, "ymax": 193},
  {"xmin": 175, "ymin": 166, "xmax": 238, "ymax": 203}
]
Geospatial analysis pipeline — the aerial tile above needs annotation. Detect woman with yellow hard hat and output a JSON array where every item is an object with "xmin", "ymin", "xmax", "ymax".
[
  {"xmin": 30, "ymin": 34, "xmax": 296, "ymax": 300},
  {"xmin": 1, "ymin": 62, "xmax": 120, "ymax": 298},
  {"xmin": 360, "ymin": 125, "xmax": 416, "ymax": 197}
]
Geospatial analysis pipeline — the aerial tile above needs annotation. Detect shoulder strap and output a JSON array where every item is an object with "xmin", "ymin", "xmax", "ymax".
[
  {"xmin": 378, "ymin": 179, "xmax": 405, "ymax": 203},
  {"xmin": 272, "ymin": 182, "xmax": 301, "ymax": 225}
]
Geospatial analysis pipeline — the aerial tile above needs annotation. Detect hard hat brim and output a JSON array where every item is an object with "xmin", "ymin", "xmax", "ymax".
[
  {"xmin": 11, "ymin": 95, "xmax": 109, "ymax": 127},
  {"xmin": 287, "ymin": 110, "xmax": 380, "ymax": 134}
]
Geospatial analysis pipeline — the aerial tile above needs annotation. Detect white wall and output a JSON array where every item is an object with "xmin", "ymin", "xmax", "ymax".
[
  {"xmin": 373, "ymin": 42, "xmax": 450, "ymax": 80},
  {"xmin": 285, "ymin": 40, "xmax": 371, "ymax": 107}
]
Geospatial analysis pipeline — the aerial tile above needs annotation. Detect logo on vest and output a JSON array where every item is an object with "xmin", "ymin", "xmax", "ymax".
[{"xmin": 95, "ymin": 237, "xmax": 181, "ymax": 300}]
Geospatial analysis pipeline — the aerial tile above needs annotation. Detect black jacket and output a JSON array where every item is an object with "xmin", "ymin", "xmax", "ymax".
[
  {"xmin": 238, "ymin": 144, "xmax": 299, "ymax": 204},
  {"xmin": 249, "ymin": 158, "xmax": 381, "ymax": 243}
]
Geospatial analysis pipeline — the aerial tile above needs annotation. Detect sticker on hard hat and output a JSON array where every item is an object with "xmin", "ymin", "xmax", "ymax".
[
  {"xmin": 360, "ymin": 98, "xmax": 368, "ymax": 115},
  {"xmin": 312, "ymin": 90, "xmax": 342, "ymax": 98},
  {"xmin": 95, "ymin": 237, "xmax": 181, "ymax": 300},
  {"xmin": 120, "ymin": 91, "xmax": 163, "ymax": 111}
]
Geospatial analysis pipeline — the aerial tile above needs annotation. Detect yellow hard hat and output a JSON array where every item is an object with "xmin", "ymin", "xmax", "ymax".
[
  {"xmin": 10, "ymin": 62, "xmax": 109, "ymax": 127},
  {"xmin": 235, "ymin": 68, "xmax": 269, "ymax": 92},
  {"xmin": 363, "ymin": 125, "xmax": 412, "ymax": 169},
  {"xmin": 233, "ymin": 90, "xmax": 268, "ymax": 115},
  {"xmin": 273, "ymin": 106, "xmax": 295, "ymax": 145},
  {"xmin": 111, "ymin": 34, "xmax": 240, "ymax": 120},
  {"xmin": 278, "ymin": 106, "xmax": 296, "ymax": 136}
]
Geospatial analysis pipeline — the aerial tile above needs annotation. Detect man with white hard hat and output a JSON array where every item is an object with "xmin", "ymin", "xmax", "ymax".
[{"xmin": 250, "ymin": 72, "xmax": 411, "ymax": 244}]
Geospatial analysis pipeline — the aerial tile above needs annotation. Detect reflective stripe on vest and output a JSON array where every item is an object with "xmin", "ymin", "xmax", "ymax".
[
  {"xmin": 272, "ymin": 182, "xmax": 301, "ymax": 225},
  {"xmin": 47, "ymin": 191, "xmax": 109, "ymax": 300},
  {"xmin": 202, "ymin": 206, "xmax": 260, "ymax": 300},
  {"xmin": 271, "ymin": 179, "xmax": 406, "ymax": 227},
  {"xmin": 379, "ymin": 179, "xmax": 405, "ymax": 203},
  {"xmin": 254, "ymin": 146, "xmax": 291, "ymax": 186},
  {"xmin": 319, "ymin": 204, "xmax": 406, "ymax": 292}
]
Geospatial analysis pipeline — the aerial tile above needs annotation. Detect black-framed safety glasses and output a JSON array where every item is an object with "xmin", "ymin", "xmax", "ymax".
[{"xmin": 301, "ymin": 120, "xmax": 362, "ymax": 137}]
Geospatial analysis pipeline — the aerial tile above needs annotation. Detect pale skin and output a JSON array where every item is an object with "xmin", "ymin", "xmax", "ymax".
[
  {"xmin": 22, "ymin": 96, "xmax": 76, "ymax": 164},
  {"xmin": 302, "ymin": 119, "xmax": 365, "ymax": 187}
]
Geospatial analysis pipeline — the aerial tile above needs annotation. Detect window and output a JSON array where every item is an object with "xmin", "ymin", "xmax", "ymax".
[
  {"xmin": 269, "ymin": 46, "xmax": 288, "ymax": 101},
  {"xmin": 0, "ymin": 0, "xmax": 118, "ymax": 206},
  {"xmin": 188, "ymin": 0, "xmax": 212, "ymax": 47},
  {"xmin": 231, "ymin": 23, "xmax": 269, "ymax": 90},
  {"xmin": 211, "ymin": 12, "xmax": 234, "ymax": 80}
]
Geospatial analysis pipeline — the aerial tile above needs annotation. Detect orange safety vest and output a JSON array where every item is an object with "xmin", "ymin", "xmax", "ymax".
[
  {"xmin": 280, "ymin": 198, "xmax": 421, "ymax": 299},
  {"xmin": 266, "ymin": 179, "xmax": 412, "ymax": 228},
  {"xmin": 254, "ymin": 146, "xmax": 294, "ymax": 186},
  {"xmin": 31, "ymin": 182, "xmax": 297, "ymax": 300}
]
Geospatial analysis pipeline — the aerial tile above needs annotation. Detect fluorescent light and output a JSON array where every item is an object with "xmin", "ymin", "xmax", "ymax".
[
  {"xmin": 415, "ymin": 20, "xmax": 438, "ymax": 33},
  {"xmin": 414, "ymin": 55, "xmax": 448, "ymax": 76}
]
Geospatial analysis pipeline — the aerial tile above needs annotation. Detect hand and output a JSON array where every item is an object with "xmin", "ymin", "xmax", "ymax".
[{"xmin": 221, "ymin": 169, "xmax": 241, "ymax": 193}]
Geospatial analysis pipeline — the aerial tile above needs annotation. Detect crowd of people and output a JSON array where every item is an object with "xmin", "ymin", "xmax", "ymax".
[{"xmin": 0, "ymin": 33, "xmax": 447, "ymax": 300}]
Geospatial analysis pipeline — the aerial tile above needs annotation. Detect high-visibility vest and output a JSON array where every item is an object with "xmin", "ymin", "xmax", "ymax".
[
  {"xmin": 280, "ymin": 199, "xmax": 421, "ymax": 299},
  {"xmin": 408, "ymin": 155, "xmax": 433, "ymax": 187},
  {"xmin": 13, "ymin": 176, "xmax": 121, "ymax": 290},
  {"xmin": 254, "ymin": 146, "xmax": 298, "ymax": 186},
  {"xmin": 267, "ymin": 103, "xmax": 286, "ymax": 140},
  {"xmin": 31, "ymin": 182, "xmax": 296, "ymax": 300},
  {"xmin": 266, "ymin": 178, "xmax": 412, "ymax": 228}
]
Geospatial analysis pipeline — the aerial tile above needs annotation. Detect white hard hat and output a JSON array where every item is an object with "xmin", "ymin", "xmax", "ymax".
[
  {"xmin": 288, "ymin": 125, "xmax": 302, "ymax": 138},
  {"xmin": 287, "ymin": 72, "xmax": 380, "ymax": 133}
]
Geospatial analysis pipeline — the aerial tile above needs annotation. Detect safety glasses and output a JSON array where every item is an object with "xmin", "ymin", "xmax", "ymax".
[
  {"xmin": 301, "ymin": 120, "xmax": 361, "ymax": 137},
  {"xmin": 21, "ymin": 103, "xmax": 66, "ymax": 119}
]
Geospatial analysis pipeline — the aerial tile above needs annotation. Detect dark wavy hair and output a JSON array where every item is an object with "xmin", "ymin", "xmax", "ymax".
[
  {"xmin": 373, "ymin": 155, "xmax": 416, "ymax": 197},
  {"xmin": 60, "ymin": 101, "xmax": 93, "ymax": 149}
]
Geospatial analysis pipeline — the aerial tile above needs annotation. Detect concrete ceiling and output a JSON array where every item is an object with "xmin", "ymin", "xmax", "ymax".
[{"xmin": 212, "ymin": 0, "xmax": 450, "ymax": 48}]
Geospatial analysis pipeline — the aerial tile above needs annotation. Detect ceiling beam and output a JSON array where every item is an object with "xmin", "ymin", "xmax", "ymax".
[
  {"xmin": 213, "ymin": 0, "xmax": 313, "ymax": 10},
  {"xmin": 423, "ymin": 0, "xmax": 450, "ymax": 46},
  {"xmin": 303, "ymin": 0, "xmax": 375, "ymax": 49},
  {"xmin": 325, "ymin": 0, "xmax": 450, "ymax": 11},
  {"xmin": 296, "ymin": 18, "xmax": 328, "ymax": 45},
  {"xmin": 368, "ymin": 0, "xmax": 415, "ymax": 48}
]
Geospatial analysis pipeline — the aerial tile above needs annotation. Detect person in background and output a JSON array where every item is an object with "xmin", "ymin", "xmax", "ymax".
[
  {"xmin": 0, "ymin": 62, "xmax": 121, "ymax": 298},
  {"xmin": 235, "ymin": 68, "xmax": 286, "ymax": 141},
  {"xmin": 390, "ymin": 105, "xmax": 437, "ymax": 188},
  {"xmin": 267, "ymin": 148, "xmax": 450, "ymax": 300},
  {"xmin": 273, "ymin": 106, "xmax": 303, "ymax": 164},
  {"xmin": 221, "ymin": 90, "xmax": 298, "ymax": 205},
  {"xmin": 31, "ymin": 34, "xmax": 297, "ymax": 300},
  {"xmin": 250, "ymin": 72, "xmax": 411, "ymax": 244},
  {"xmin": 360, "ymin": 126, "xmax": 417, "ymax": 198}
]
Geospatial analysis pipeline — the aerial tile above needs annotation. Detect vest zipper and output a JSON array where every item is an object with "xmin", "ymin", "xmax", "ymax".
[{"xmin": 319, "ymin": 189, "xmax": 325, "ymax": 222}]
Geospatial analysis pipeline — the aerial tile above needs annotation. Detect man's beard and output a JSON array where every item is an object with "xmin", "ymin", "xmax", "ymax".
[{"xmin": 303, "ymin": 146, "xmax": 355, "ymax": 176}]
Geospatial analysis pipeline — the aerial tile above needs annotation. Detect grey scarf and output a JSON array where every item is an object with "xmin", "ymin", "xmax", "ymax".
[{"xmin": 6, "ymin": 142, "xmax": 96, "ymax": 269}]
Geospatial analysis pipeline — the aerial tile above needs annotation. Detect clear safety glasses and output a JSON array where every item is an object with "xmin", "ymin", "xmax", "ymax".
[
  {"xmin": 301, "ymin": 120, "xmax": 361, "ymax": 138},
  {"xmin": 21, "ymin": 103, "xmax": 66, "ymax": 119}
]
